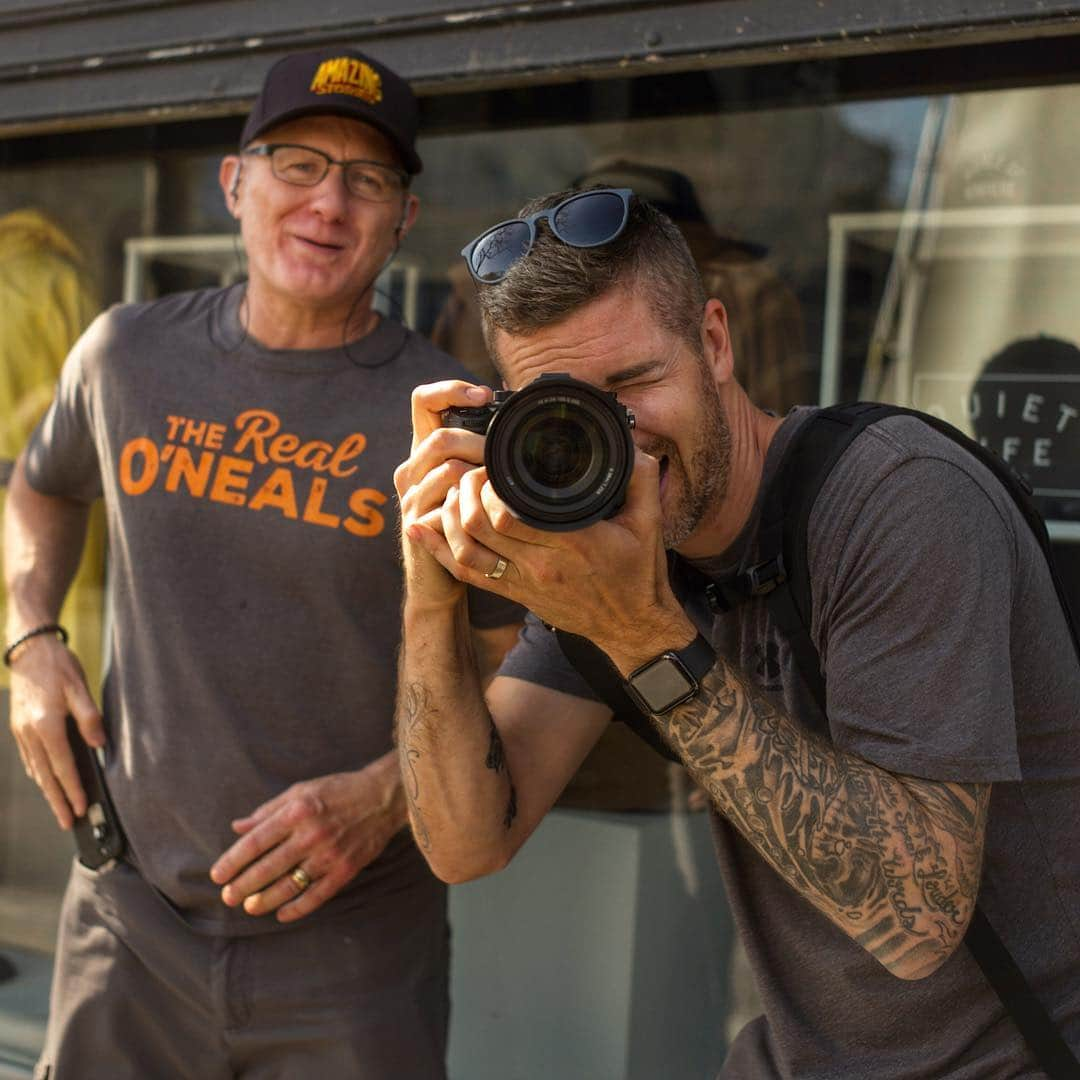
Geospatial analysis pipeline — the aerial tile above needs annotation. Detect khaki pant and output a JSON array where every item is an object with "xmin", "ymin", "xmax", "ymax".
[{"xmin": 37, "ymin": 858, "xmax": 449, "ymax": 1079}]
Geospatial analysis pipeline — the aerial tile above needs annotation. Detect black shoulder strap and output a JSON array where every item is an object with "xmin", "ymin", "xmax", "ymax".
[
  {"xmin": 554, "ymin": 628, "xmax": 681, "ymax": 763},
  {"xmin": 966, "ymin": 907, "xmax": 1080, "ymax": 1077},
  {"xmin": 757, "ymin": 405, "xmax": 876, "ymax": 716},
  {"xmin": 769, "ymin": 402, "xmax": 1080, "ymax": 1077}
]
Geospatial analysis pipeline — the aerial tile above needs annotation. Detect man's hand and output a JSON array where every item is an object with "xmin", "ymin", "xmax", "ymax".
[
  {"xmin": 209, "ymin": 754, "xmax": 406, "ymax": 923},
  {"xmin": 414, "ymin": 442, "xmax": 695, "ymax": 673},
  {"xmin": 394, "ymin": 379, "xmax": 493, "ymax": 610},
  {"xmin": 8, "ymin": 634, "xmax": 104, "ymax": 829}
]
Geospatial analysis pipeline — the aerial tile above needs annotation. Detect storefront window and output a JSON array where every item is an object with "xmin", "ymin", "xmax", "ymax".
[{"xmin": 1, "ymin": 69, "xmax": 1077, "ymax": 1077}]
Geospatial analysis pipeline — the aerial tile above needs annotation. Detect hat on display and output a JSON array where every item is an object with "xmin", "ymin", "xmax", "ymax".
[
  {"xmin": 240, "ymin": 47, "xmax": 423, "ymax": 174},
  {"xmin": 572, "ymin": 157, "xmax": 767, "ymax": 259},
  {"xmin": 571, "ymin": 159, "xmax": 709, "ymax": 224}
]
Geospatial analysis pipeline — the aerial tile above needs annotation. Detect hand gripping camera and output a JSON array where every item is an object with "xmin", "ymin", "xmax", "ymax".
[{"xmin": 443, "ymin": 373, "xmax": 635, "ymax": 531}]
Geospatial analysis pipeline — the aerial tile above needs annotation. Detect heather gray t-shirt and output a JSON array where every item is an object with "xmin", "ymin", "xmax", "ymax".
[
  {"xmin": 26, "ymin": 284, "xmax": 517, "ymax": 935},
  {"xmin": 500, "ymin": 407, "xmax": 1080, "ymax": 1078}
]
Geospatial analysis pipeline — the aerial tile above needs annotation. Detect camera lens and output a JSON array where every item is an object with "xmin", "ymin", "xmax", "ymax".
[
  {"xmin": 517, "ymin": 410, "xmax": 603, "ymax": 496},
  {"xmin": 484, "ymin": 374, "xmax": 634, "ymax": 531}
]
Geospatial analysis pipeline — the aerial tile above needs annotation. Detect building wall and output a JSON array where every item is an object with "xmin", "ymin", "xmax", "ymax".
[{"xmin": 1, "ymin": 1, "xmax": 1078, "ymax": 137}]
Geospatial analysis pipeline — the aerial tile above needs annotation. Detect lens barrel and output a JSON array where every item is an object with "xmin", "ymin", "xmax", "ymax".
[{"xmin": 484, "ymin": 373, "xmax": 634, "ymax": 531}]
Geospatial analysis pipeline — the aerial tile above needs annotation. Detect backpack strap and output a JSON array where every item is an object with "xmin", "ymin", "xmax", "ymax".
[
  {"xmin": 758, "ymin": 405, "xmax": 881, "ymax": 715},
  {"xmin": 966, "ymin": 907, "xmax": 1080, "ymax": 1078},
  {"xmin": 554, "ymin": 628, "xmax": 681, "ymax": 763}
]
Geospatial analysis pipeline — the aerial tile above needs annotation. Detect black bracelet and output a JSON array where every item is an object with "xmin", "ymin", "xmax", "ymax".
[{"xmin": 3, "ymin": 623, "xmax": 69, "ymax": 668}]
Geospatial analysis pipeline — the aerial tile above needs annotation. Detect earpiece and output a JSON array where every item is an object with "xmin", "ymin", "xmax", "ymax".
[{"xmin": 229, "ymin": 165, "xmax": 242, "ymax": 204}]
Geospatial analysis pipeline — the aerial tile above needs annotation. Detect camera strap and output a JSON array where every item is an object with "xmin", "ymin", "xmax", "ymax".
[
  {"xmin": 558, "ymin": 402, "xmax": 1079, "ymax": 1075},
  {"xmin": 554, "ymin": 627, "xmax": 681, "ymax": 763}
]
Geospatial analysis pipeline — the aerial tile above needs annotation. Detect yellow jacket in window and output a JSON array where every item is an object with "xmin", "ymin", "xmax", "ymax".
[{"xmin": 0, "ymin": 209, "xmax": 105, "ymax": 695}]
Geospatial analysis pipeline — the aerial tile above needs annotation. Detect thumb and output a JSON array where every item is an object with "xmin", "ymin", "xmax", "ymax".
[{"xmin": 621, "ymin": 449, "xmax": 663, "ymax": 531}]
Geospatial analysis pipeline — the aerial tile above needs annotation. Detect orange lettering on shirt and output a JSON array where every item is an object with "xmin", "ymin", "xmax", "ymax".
[
  {"xmin": 327, "ymin": 433, "xmax": 367, "ymax": 477},
  {"xmin": 181, "ymin": 418, "xmax": 208, "ymax": 445},
  {"xmin": 302, "ymin": 477, "xmax": 340, "ymax": 528},
  {"xmin": 233, "ymin": 409, "xmax": 280, "ymax": 463},
  {"xmin": 268, "ymin": 434, "xmax": 301, "ymax": 464},
  {"xmin": 164, "ymin": 447, "xmax": 214, "ymax": 497},
  {"xmin": 249, "ymin": 468, "xmax": 299, "ymax": 519},
  {"xmin": 294, "ymin": 441, "xmax": 334, "ymax": 472},
  {"xmin": 209, "ymin": 455, "xmax": 253, "ymax": 506},
  {"xmin": 344, "ymin": 488, "xmax": 387, "ymax": 537},
  {"xmin": 119, "ymin": 438, "xmax": 159, "ymax": 496}
]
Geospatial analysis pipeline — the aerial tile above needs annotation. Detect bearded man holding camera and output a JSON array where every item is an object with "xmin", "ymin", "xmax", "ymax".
[{"xmin": 394, "ymin": 187, "xmax": 1080, "ymax": 1078}]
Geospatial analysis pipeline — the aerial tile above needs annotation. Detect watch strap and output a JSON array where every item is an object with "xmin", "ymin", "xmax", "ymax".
[
  {"xmin": 664, "ymin": 632, "xmax": 716, "ymax": 683},
  {"xmin": 625, "ymin": 632, "xmax": 716, "ymax": 714}
]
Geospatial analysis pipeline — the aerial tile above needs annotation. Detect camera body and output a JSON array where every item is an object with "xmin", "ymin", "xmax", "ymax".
[{"xmin": 443, "ymin": 372, "xmax": 635, "ymax": 531}]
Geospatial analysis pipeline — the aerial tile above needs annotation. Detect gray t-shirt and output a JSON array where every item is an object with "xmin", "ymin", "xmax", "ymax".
[
  {"xmin": 500, "ymin": 407, "xmax": 1080, "ymax": 1078},
  {"xmin": 26, "ymin": 284, "xmax": 518, "ymax": 935}
]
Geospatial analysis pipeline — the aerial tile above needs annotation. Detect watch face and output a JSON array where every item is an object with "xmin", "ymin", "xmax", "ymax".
[{"xmin": 631, "ymin": 656, "xmax": 695, "ymax": 713}]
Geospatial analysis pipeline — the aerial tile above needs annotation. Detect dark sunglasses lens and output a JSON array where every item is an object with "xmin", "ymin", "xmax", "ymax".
[
  {"xmin": 552, "ymin": 192, "xmax": 626, "ymax": 246},
  {"xmin": 470, "ymin": 221, "xmax": 533, "ymax": 282}
]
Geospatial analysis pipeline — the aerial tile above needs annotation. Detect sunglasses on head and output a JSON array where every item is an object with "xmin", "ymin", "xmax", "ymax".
[{"xmin": 461, "ymin": 187, "xmax": 634, "ymax": 284}]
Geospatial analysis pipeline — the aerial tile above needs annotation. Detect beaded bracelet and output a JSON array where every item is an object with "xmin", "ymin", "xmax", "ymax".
[{"xmin": 3, "ymin": 623, "xmax": 69, "ymax": 668}]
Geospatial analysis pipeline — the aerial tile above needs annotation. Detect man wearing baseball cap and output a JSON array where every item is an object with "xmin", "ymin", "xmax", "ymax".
[{"xmin": 6, "ymin": 46, "xmax": 520, "ymax": 1077}]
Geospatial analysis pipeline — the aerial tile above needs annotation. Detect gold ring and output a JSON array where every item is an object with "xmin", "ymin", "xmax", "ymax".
[
  {"xmin": 485, "ymin": 555, "xmax": 510, "ymax": 581},
  {"xmin": 289, "ymin": 866, "xmax": 312, "ymax": 892}
]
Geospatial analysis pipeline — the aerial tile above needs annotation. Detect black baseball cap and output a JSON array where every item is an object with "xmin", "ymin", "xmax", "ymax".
[{"xmin": 240, "ymin": 47, "xmax": 423, "ymax": 175}]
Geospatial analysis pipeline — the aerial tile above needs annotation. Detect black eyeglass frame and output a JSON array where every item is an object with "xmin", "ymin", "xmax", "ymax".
[
  {"xmin": 242, "ymin": 143, "xmax": 409, "ymax": 201},
  {"xmin": 461, "ymin": 187, "xmax": 635, "ymax": 284}
]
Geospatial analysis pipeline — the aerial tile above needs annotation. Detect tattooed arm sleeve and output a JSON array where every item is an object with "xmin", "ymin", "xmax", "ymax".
[{"xmin": 656, "ymin": 656, "xmax": 990, "ymax": 980}]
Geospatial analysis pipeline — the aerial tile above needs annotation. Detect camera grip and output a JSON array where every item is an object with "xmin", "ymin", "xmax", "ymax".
[{"xmin": 441, "ymin": 405, "xmax": 495, "ymax": 436}]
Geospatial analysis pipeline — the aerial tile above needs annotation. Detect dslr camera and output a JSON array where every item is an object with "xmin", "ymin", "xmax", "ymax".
[{"xmin": 443, "ymin": 373, "xmax": 635, "ymax": 531}]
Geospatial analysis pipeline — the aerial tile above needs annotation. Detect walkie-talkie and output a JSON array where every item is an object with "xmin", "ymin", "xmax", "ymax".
[{"xmin": 66, "ymin": 715, "xmax": 126, "ymax": 869}]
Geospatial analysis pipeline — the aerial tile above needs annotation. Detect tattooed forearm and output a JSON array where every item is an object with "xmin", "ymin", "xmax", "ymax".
[
  {"xmin": 395, "ymin": 679, "xmax": 436, "ymax": 852},
  {"xmin": 393, "ymin": 597, "xmax": 525, "ymax": 882},
  {"xmin": 485, "ymin": 718, "xmax": 519, "ymax": 829},
  {"xmin": 485, "ymin": 719, "xmax": 505, "ymax": 772},
  {"xmin": 655, "ymin": 658, "xmax": 990, "ymax": 979}
]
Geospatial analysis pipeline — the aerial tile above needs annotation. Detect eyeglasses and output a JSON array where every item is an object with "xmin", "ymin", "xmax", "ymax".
[
  {"xmin": 243, "ymin": 143, "xmax": 408, "ymax": 203},
  {"xmin": 461, "ymin": 188, "xmax": 634, "ymax": 284}
]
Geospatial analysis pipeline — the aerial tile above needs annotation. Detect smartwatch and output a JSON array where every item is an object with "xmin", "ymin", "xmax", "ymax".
[{"xmin": 624, "ymin": 633, "xmax": 716, "ymax": 715}]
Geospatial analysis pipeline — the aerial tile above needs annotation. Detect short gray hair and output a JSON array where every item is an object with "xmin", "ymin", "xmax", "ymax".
[{"xmin": 476, "ymin": 188, "xmax": 706, "ymax": 371}]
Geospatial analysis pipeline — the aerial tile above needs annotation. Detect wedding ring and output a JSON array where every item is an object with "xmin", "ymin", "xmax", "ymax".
[
  {"xmin": 289, "ymin": 866, "xmax": 312, "ymax": 892},
  {"xmin": 485, "ymin": 555, "xmax": 510, "ymax": 581}
]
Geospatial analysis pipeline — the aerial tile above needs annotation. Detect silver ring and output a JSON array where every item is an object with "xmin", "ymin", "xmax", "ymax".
[
  {"xmin": 289, "ymin": 866, "xmax": 312, "ymax": 892},
  {"xmin": 485, "ymin": 555, "xmax": 510, "ymax": 581}
]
